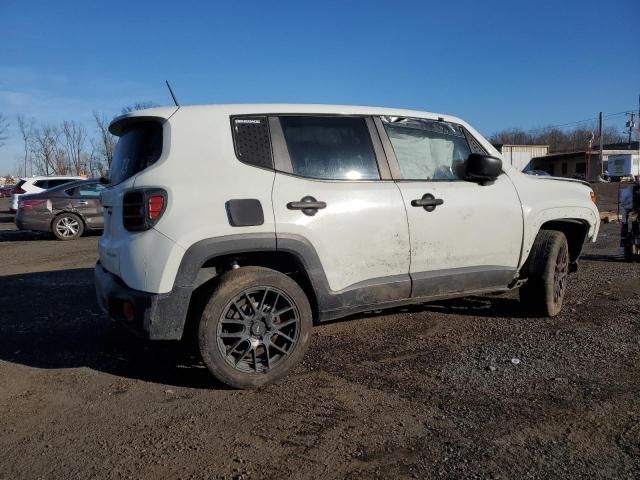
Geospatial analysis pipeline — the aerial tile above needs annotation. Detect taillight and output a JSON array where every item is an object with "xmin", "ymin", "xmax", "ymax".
[
  {"xmin": 590, "ymin": 191, "xmax": 596, "ymax": 204},
  {"xmin": 20, "ymin": 199, "xmax": 47, "ymax": 210},
  {"xmin": 148, "ymin": 195, "xmax": 165, "ymax": 219},
  {"xmin": 13, "ymin": 187, "xmax": 26, "ymax": 194},
  {"xmin": 123, "ymin": 189, "xmax": 167, "ymax": 231}
]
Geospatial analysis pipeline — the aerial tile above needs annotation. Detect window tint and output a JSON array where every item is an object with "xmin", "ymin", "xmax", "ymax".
[
  {"xmin": 109, "ymin": 122, "xmax": 163, "ymax": 185},
  {"xmin": 48, "ymin": 179, "xmax": 74, "ymax": 188},
  {"xmin": 34, "ymin": 180, "xmax": 48, "ymax": 189},
  {"xmin": 231, "ymin": 116, "xmax": 273, "ymax": 169},
  {"xmin": 15, "ymin": 180, "xmax": 26, "ymax": 188},
  {"xmin": 75, "ymin": 182, "xmax": 106, "ymax": 198},
  {"xmin": 279, "ymin": 116, "xmax": 379, "ymax": 180},
  {"xmin": 383, "ymin": 118, "xmax": 471, "ymax": 180}
]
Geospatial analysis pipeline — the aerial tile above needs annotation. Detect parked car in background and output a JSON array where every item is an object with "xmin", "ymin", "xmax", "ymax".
[
  {"xmin": 523, "ymin": 169, "xmax": 551, "ymax": 176},
  {"xmin": 15, "ymin": 179, "xmax": 106, "ymax": 240},
  {"xmin": 9, "ymin": 176, "xmax": 83, "ymax": 212},
  {"xmin": 0, "ymin": 185, "xmax": 14, "ymax": 198}
]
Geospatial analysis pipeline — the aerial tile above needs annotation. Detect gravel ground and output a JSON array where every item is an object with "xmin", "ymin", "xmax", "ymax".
[{"xmin": 0, "ymin": 195, "xmax": 639, "ymax": 479}]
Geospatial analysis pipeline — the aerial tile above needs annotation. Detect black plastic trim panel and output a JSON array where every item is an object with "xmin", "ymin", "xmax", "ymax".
[
  {"xmin": 225, "ymin": 199, "xmax": 264, "ymax": 227},
  {"xmin": 96, "ymin": 233, "xmax": 517, "ymax": 340},
  {"xmin": 411, "ymin": 266, "xmax": 516, "ymax": 298}
]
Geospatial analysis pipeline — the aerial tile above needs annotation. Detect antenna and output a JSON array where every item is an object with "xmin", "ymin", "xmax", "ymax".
[{"xmin": 165, "ymin": 80, "xmax": 180, "ymax": 107}]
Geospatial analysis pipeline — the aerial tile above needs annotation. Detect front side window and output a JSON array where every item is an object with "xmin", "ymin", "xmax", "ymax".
[
  {"xmin": 279, "ymin": 116, "xmax": 379, "ymax": 180},
  {"xmin": 383, "ymin": 118, "xmax": 471, "ymax": 180}
]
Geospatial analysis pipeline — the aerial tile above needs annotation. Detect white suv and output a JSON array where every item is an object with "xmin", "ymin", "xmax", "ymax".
[
  {"xmin": 10, "ymin": 176, "xmax": 83, "ymax": 212},
  {"xmin": 95, "ymin": 104, "xmax": 600, "ymax": 389}
]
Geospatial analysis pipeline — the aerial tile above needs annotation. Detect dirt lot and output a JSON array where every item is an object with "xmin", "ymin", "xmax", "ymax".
[{"xmin": 0, "ymin": 193, "xmax": 639, "ymax": 480}]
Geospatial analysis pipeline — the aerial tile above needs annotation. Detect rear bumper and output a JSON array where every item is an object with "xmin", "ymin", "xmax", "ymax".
[
  {"xmin": 15, "ymin": 210, "xmax": 51, "ymax": 231},
  {"xmin": 94, "ymin": 261, "xmax": 192, "ymax": 340}
]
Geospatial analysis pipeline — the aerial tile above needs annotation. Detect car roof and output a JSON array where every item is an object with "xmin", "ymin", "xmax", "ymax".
[
  {"xmin": 20, "ymin": 175, "xmax": 84, "ymax": 182},
  {"xmin": 110, "ymin": 103, "xmax": 503, "ymax": 160},
  {"xmin": 114, "ymin": 103, "xmax": 463, "ymax": 123},
  {"xmin": 28, "ymin": 178, "xmax": 99, "ymax": 195}
]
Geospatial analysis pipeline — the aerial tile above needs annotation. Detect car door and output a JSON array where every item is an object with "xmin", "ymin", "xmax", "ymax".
[
  {"xmin": 72, "ymin": 182, "xmax": 106, "ymax": 229},
  {"xmin": 375, "ymin": 116, "xmax": 523, "ymax": 298},
  {"xmin": 270, "ymin": 115, "xmax": 411, "ymax": 313}
]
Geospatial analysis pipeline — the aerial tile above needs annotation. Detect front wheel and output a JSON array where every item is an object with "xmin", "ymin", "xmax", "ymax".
[
  {"xmin": 52, "ymin": 213, "xmax": 84, "ymax": 240},
  {"xmin": 198, "ymin": 266, "xmax": 312, "ymax": 389},
  {"xmin": 519, "ymin": 230, "xmax": 569, "ymax": 316}
]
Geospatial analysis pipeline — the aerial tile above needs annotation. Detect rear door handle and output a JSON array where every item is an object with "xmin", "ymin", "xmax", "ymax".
[
  {"xmin": 287, "ymin": 196, "xmax": 327, "ymax": 216},
  {"xmin": 411, "ymin": 193, "xmax": 444, "ymax": 212},
  {"xmin": 75, "ymin": 201, "xmax": 88, "ymax": 206}
]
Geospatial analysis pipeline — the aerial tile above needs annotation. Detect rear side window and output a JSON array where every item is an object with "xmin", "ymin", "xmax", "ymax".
[
  {"xmin": 15, "ymin": 180, "xmax": 26, "ymax": 188},
  {"xmin": 279, "ymin": 116, "xmax": 379, "ymax": 180},
  {"xmin": 34, "ymin": 180, "xmax": 49, "ymax": 189},
  {"xmin": 48, "ymin": 179, "xmax": 74, "ymax": 188},
  {"xmin": 74, "ymin": 183, "xmax": 106, "ymax": 198},
  {"xmin": 231, "ymin": 116, "xmax": 273, "ymax": 169},
  {"xmin": 109, "ymin": 122, "xmax": 163, "ymax": 185}
]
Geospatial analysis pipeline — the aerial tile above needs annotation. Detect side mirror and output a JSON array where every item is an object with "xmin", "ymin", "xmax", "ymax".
[{"xmin": 466, "ymin": 153, "xmax": 502, "ymax": 183}]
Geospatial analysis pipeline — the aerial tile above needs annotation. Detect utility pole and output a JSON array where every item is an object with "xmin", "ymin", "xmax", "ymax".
[
  {"xmin": 626, "ymin": 110, "xmax": 636, "ymax": 145},
  {"xmin": 599, "ymin": 111, "xmax": 604, "ymax": 179}
]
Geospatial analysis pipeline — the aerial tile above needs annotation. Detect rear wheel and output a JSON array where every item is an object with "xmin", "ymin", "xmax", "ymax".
[
  {"xmin": 198, "ymin": 266, "xmax": 312, "ymax": 389},
  {"xmin": 519, "ymin": 230, "xmax": 569, "ymax": 316},
  {"xmin": 52, "ymin": 213, "xmax": 84, "ymax": 240}
]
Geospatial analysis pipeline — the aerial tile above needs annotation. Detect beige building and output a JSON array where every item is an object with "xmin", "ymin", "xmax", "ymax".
[
  {"xmin": 529, "ymin": 142, "xmax": 640, "ymax": 180},
  {"xmin": 493, "ymin": 144, "xmax": 549, "ymax": 171}
]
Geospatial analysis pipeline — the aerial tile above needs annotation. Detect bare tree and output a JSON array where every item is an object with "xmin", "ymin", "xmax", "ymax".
[
  {"xmin": 31, "ymin": 125, "xmax": 61, "ymax": 176},
  {"xmin": 0, "ymin": 113, "xmax": 9, "ymax": 148},
  {"xmin": 92, "ymin": 111, "xmax": 116, "ymax": 174},
  {"xmin": 17, "ymin": 115, "xmax": 35, "ymax": 176},
  {"xmin": 62, "ymin": 120, "xmax": 87, "ymax": 175},
  {"xmin": 120, "ymin": 101, "xmax": 158, "ymax": 114},
  {"xmin": 490, "ymin": 124, "xmax": 626, "ymax": 153}
]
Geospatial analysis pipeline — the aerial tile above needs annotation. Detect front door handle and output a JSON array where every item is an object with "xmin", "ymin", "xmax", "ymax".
[
  {"xmin": 75, "ymin": 201, "xmax": 89, "ymax": 207},
  {"xmin": 287, "ymin": 196, "xmax": 327, "ymax": 216},
  {"xmin": 411, "ymin": 193, "xmax": 444, "ymax": 212}
]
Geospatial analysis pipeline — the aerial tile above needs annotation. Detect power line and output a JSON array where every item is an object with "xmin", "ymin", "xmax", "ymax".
[{"xmin": 522, "ymin": 110, "xmax": 632, "ymax": 133}]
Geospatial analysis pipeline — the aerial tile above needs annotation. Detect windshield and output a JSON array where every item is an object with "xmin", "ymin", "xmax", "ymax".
[{"xmin": 109, "ymin": 122, "xmax": 163, "ymax": 185}]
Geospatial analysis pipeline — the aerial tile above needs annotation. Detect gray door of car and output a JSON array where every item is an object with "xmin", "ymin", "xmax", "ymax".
[{"xmin": 74, "ymin": 183, "xmax": 106, "ymax": 229}]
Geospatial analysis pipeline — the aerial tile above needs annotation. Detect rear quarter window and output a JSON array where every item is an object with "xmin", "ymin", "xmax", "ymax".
[
  {"xmin": 109, "ymin": 122, "xmax": 163, "ymax": 185},
  {"xmin": 231, "ymin": 116, "xmax": 273, "ymax": 170}
]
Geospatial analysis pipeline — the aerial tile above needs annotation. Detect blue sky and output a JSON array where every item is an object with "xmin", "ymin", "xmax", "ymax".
[{"xmin": 0, "ymin": 0, "xmax": 638, "ymax": 173}]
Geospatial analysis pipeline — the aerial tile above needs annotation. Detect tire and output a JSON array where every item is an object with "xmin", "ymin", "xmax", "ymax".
[
  {"xmin": 519, "ymin": 230, "xmax": 569, "ymax": 317},
  {"xmin": 52, "ymin": 213, "xmax": 84, "ymax": 240},
  {"xmin": 198, "ymin": 266, "xmax": 312, "ymax": 389}
]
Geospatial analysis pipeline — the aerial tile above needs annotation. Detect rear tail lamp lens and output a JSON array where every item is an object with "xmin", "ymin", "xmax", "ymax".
[
  {"xmin": 590, "ymin": 191, "xmax": 596, "ymax": 204},
  {"xmin": 123, "ymin": 189, "xmax": 167, "ymax": 231},
  {"xmin": 13, "ymin": 187, "xmax": 26, "ymax": 194},
  {"xmin": 148, "ymin": 195, "xmax": 165, "ymax": 219}
]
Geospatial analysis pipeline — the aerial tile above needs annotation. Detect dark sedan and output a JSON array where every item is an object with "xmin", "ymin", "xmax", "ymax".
[{"xmin": 15, "ymin": 179, "xmax": 106, "ymax": 240}]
